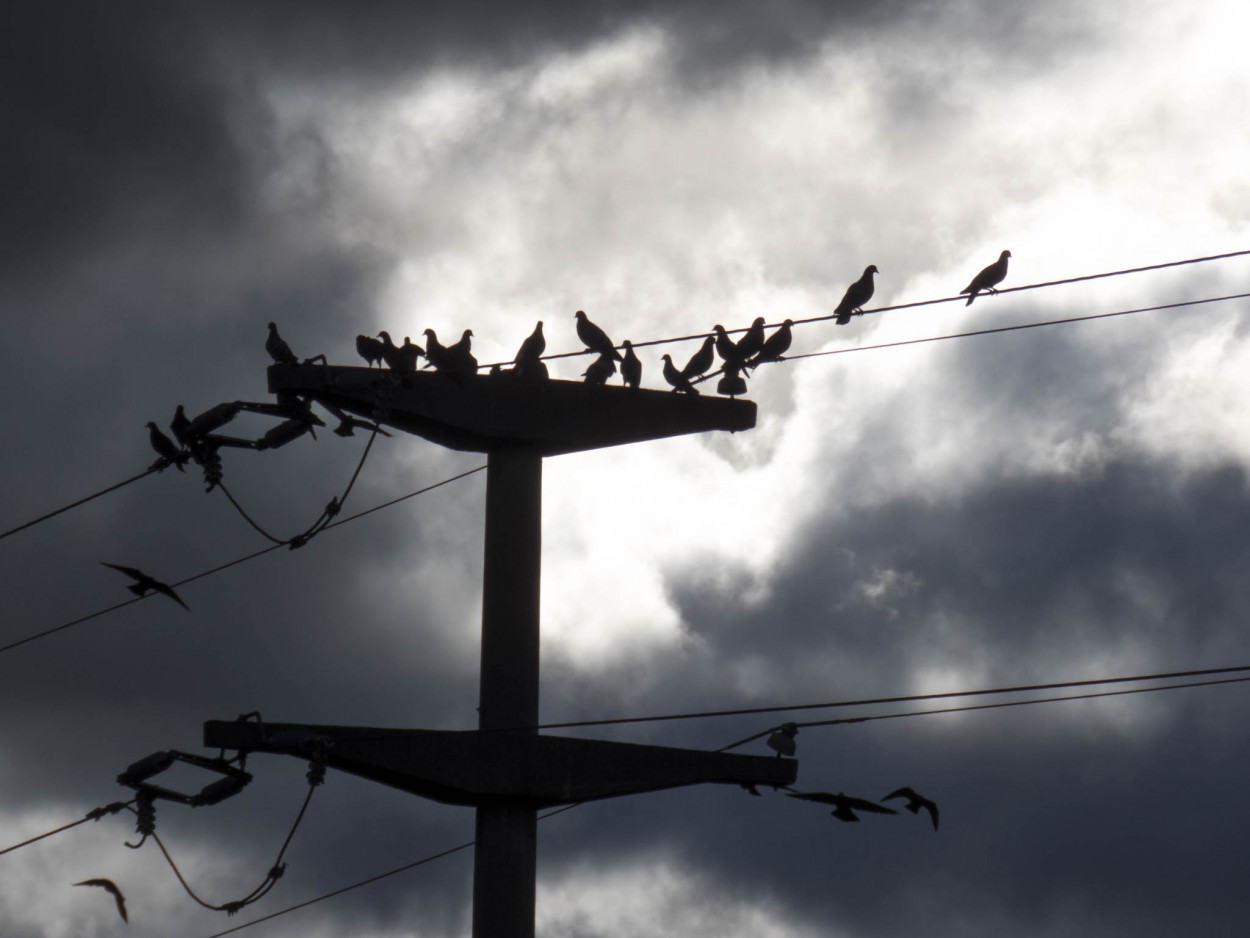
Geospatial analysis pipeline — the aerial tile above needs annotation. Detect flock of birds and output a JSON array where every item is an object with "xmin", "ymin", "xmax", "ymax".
[{"xmin": 262, "ymin": 250, "xmax": 1013, "ymax": 398}]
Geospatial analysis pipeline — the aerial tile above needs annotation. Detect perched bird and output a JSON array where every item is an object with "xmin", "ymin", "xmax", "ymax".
[
  {"xmin": 582, "ymin": 353, "xmax": 616, "ymax": 386},
  {"xmin": 396, "ymin": 336, "xmax": 424, "ymax": 375},
  {"xmin": 660, "ymin": 354, "xmax": 699, "ymax": 394},
  {"xmin": 376, "ymin": 331, "xmax": 405, "ymax": 371},
  {"xmin": 169, "ymin": 405, "xmax": 192, "ymax": 447},
  {"xmin": 681, "ymin": 336, "xmax": 716, "ymax": 381},
  {"xmin": 834, "ymin": 264, "xmax": 879, "ymax": 325},
  {"xmin": 882, "ymin": 786, "xmax": 939, "ymax": 830},
  {"xmin": 712, "ymin": 324, "xmax": 749, "ymax": 371},
  {"xmin": 421, "ymin": 328, "xmax": 450, "ymax": 370},
  {"xmin": 574, "ymin": 310, "xmax": 621, "ymax": 361},
  {"xmin": 786, "ymin": 790, "xmax": 898, "ymax": 823},
  {"xmin": 961, "ymin": 250, "xmax": 1011, "ymax": 306},
  {"xmin": 736, "ymin": 317, "xmax": 766, "ymax": 363},
  {"xmin": 356, "ymin": 334, "xmax": 385, "ymax": 368},
  {"xmin": 620, "ymin": 340, "xmax": 642, "ymax": 389},
  {"xmin": 752, "ymin": 320, "xmax": 794, "ymax": 365},
  {"xmin": 444, "ymin": 329, "xmax": 478, "ymax": 376},
  {"xmin": 146, "ymin": 421, "xmax": 184, "ymax": 472},
  {"xmin": 265, "ymin": 322, "xmax": 299, "ymax": 365},
  {"xmin": 100, "ymin": 562, "xmax": 189, "ymax": 611},
  {"xmin": 515, "ymin": 321, "xmax": 546, "ymax": 365},
  {"xmin": 74, "ymin": 878, "xmax": 128, "ymax": 923},
  {"xmin": 767, "ymin": 723, "xmax": 798, "ymax": 757}
]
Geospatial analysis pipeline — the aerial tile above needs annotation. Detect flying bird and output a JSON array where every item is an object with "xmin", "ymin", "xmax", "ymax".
[
  {"xmin": 786, "ymin": 790, "xmax": 899, "ymax": 823},
  {"xmin": 146, "ymin": 421, "xmax": 184, "ymax": 471},
  {"xmin": 356, "ymin": 334, "xmax": 385, "ymax": 368},
  {"xmin": 582, "ymin": 353, "xmax": 616, "ymax": 386},
  {"xmin": 620, "ymin": 340, "xmax": 642, "ymax": 389},
  {"xmin": 660, "ymin": 354, "xmax": 699, "ymax": 394},
  {"xmin": 74, "ymin": 878, "xmax": 128, "ymax": 923},
  {"xmin": 882, "ymin": 786, "xmax": 939, "ymax": 830},
  {"xmin": 961, "ymin": 250, "xmax": 1011, "ymax": 306},
  {"xmin": 752, "ymin": 319, "xmax": 794, "ymax": 365},
  {"xmin": 574, "ymin": 310, "xmax": 621, "ymax": 361},
  {"xmin": 100, "ymin": 562, "xmax": 189, "ymax": 611},
  {"xmin": 265, "ymin": 322, "xmax": 299, "ymax": 365},
  {"xmin": 834, "ymin": 264, "xmax": 879, "ymax": 324},
  {"xmin": 680, "ymin": 336, "xmax": 716, "ymax": 381}
]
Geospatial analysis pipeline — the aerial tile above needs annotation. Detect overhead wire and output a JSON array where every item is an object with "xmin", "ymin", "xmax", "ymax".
[
  {"xmin": 197, "ymin": 662, "xmax": 1250, "ymax": 935},
  {"xmin": 0, "ymin": 800, "xmax": 135, "ymax": 858},
  {"xmin": 0, "ymin": 464, "xmax": 487, "ymax": 657},
  {"xmin": 0, "ymin": 466, "xmax": 162, "ymax": 544}
]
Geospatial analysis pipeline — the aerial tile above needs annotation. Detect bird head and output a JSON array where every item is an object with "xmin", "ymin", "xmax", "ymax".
[
  {"xmin": 463, "ymin": 329, "xmax": 474, "ymax": 339},
  {"xmin": 267, "ymin": 321, "xmax": 278, "ymax": 331},
  {"xmin": 1001, "ymin": 250, "xmax": 1012, "ymax": 259},
  {"xmin": 423, "ymin": 328, "xmax": 436, "ymax": 338},
  {"xmin": 713, "ymin": 324, "xmax": 727, "ymax": 335},
  {"xmin": 753, "ymin": 317, "xmax": 765, "ymax": 327},
  {"xmin": 867, "ymin": 264, "xmax": 879, "ymax": 274},
  {"xmin": 574, "ymin": 310, "xmax": 586, "ymax": 321},
  {"xmin": 377, "ymin": 330, "xmax": 392, "ymax": 341}
]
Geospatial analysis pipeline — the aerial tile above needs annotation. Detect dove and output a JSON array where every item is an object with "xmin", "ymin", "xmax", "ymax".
[
  {"xmin": 146, "ymin": 422, "xmax": 184, "ymax": 472},
  {"xmin": 834, "ymin": 264, "xmax": 879, "ymax": 324},
  {"xmin": 735, "ymin": 317, "xmax": 766, "ymax": 363},
  {"xmin": 574, "ymin": 310, "xmax": 621, "ymax": 361},
  {"xmin": 786, "ymin": 790, "xmax": 898, "ymax": 823},
  {"xmin": 421, "ymin": 329, "xmax": 451, "ymax": 370},
  {"xmin": 444, "ymin": 329, "xmax": 478, "ymax": 377},
  {"xmin": 74, "ymin": 879, "xmax": 128, "ymax": 923},
  {"xmin": 961, "ymin": 250, "xmax": 1011, "ymax": 306},
  {"xmin": 752, "ymin": 320, "xmax": 794, "ymax": 366},
  {"xmin": 100, "ymin": 562, "xmax": 189, "ymax": 611},
  {"xmin": 882, "ymin": 786, "xmax": 939, "ymax": 830},
  {"xmin": 712, "ymin": 325, "xmax": 749, "ymax": 371},
  {"xmin": 169, "ymin": 405, "xmax": 192, "ymax": 447},
  {"xmin": 582, "ymin": 353, "xmax": 616, "ymax": 386},
  {"xmin": 620, "ymin": 340, "xmax": 642, "ymax": 389},
  {"xmin": 660, "ymin": 354, "xmax": 699, "ymax": 394},
  {"xmin": 767, "ymin": 723, "xmax": 798, "ymax": 757},
  {"xmin": 515, "ymin": 321, "xmax": 546, "ymax": 365},
  {"xmin": 681, "ymin": 336, "xmax": 716, "ymax": 381},
  {"xmin": 265, "ymin": 322, "xmax": 299, "ymax": 365},
  {"xmin": 356, "ymin": 334, "xmax": 385, "ymax": 367}
]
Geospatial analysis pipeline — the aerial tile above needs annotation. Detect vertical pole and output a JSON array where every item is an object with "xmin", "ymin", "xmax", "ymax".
[{"xmin": 473, "ymin": 447, "xmax": 542, "ymax": 938}]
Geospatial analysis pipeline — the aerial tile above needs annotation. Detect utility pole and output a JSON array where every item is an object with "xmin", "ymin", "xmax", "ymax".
[{"xmin": 205, "ymin": 364, "xmax": 797, "ymax": 937}]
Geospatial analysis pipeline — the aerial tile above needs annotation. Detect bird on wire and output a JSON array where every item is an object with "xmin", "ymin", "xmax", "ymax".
[
  {"xmin": 169, "ymin": 405, "xmax": 192, "ymax": 447},
  {"xmin": 146, "ymin": 421, "xmax": 185, "ymax": 472},
  {"xmin": 356, "ymin": 334, "xmax": 385, "ymax": 367},
  {"xmin": 751, "ymin": 319, "xmax": 794, "ymax": 366},
  {"xmin": 515, "ymin": 321, "xmax": 546, "ymax": 365},
  {"xmin": 265, "ymin": 322, "xmax": 299, "ymax": 365},
  {"xmin": 712, "ymin": 324, "xmax": 751, "ymax": 373},
  {"xmin": 100, "ymin": 562, "xmax": 189, "ymax": 611},
  {"xmin": 621, "ymin": 340, "xmax": 642, "ymax": 389},
  {"xmin": 882, "ymin": 786, "xmax": 939, "ymax": 830},
  {"xmin": 681, "ymin": 336, "xmax": 716, "ymax": 381},
  {"xmin": 961, "ymin": 250, "xmax": 1011, "ymax": 306},
  {"xmin": 582, "ymin": 353, "xmax": 616, "ymax": 386},
  {"xmin": 74, "ymin": 878, "xmax": 128, "ymax": 923},
  {"xmin": 786, "ymin": 790, "xmax": 899, "ymax": 823},
  {"xmin": 736, "ymin": 317, "xmax": 767, "ymax": 364},
  {"xmin": 834, "ymin": 264, "xmax": 879, "ymax": 325},
  {"xmin": 660, "ymin": 354, "xmax": 700, "ymax": 394},
  {"xmin": 574, "ymin": 310, "xmax": 622, "ymax": 361}
]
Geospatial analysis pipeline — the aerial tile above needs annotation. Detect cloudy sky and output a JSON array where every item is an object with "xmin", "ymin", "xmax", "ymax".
[{"xmin": 5, "ymin": 1, "xmax": 1250, "ymax": 934}]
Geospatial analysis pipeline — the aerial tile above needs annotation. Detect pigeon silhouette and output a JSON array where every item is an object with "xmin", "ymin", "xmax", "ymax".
[
  {"xmin": 786, "ymin": 790, "xmax": 898, "ymax": 823},
  {"xmin": 265, "ymin": 322, "xmax": 299, "ymax": 365},
  {"xmin": 515, "ymin": 321, "xmax": 546, "ymax": 365},
  {"xmin": 356, "ymin": 334, "xmax": 385, "ymax": 367},
  {"xmin": 736, "ymin": 317, "xmax": 766, "ymax": 363},
  {"xmin": 660, "ymin": 354, "xmax": 699, "ymax": 394},
  {"xmin": 961, "ymin": 250, "xmax": 1011, "ymax": 306},
  {"xmin": 582, "ymin": 353, "xmax": 616, "ymax": 386},
  {"xmin": 169, "ymin": 405, "xmax": 192, "ymax": 447},
  {"xmin": 620, "ymin": 340, "xmax": 642, "ymax": 389},
  {"xmin": 834, "ymin": 264, "xmax": 879, "ymax": 324},
  {"xmin": 74, "ymin": 879, "xmax": 128, "ymax": 923},
  {"xmin": 882, "ymin": 786, "xmax": 939, "ymax": 830},
  {"xmin": 681, "ymin": 336, "xmax": 716, "ymax": 381},
  {"xmin": 752, "ymin": 320, "xmax": 794, "ymax": 366},
  {"xmin": 421, "ymin": 329, "xmax": 453, "ymax": 372},
  {"xmin": 100, "ymin": 563, "xmax": 189, "ymax": 611},
  {"xmin": 146, "ymin": 422, "xmax": 184, "ymax": 472},
  {"xmin": 574, "ymin": 310, "xmax": 621, "ymax": 361}
]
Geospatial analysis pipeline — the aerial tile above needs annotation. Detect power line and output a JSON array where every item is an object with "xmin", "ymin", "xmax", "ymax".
[
  {"xmin": 0, "ymin": 466, "xmax": 161, "ymax": 544},
  {"xmin": 197, "ymin": 664, "xmax": 1250, "ymax": 935},
  {"xmin": 0, "ymin": 465, "xmax": 487, "ymax": 657},
  {"xmin": 482, "ymin": 247, "xmax": 1250, "ymax": 367},
  {"xmin": 0, "ymin": 800, "xmax": 134, "ymax": 858}
]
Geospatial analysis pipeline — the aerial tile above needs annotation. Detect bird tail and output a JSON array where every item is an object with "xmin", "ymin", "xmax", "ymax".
[{"xmin": 964, "ymin": 292, "xmax": 976, "ymax": 306}]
